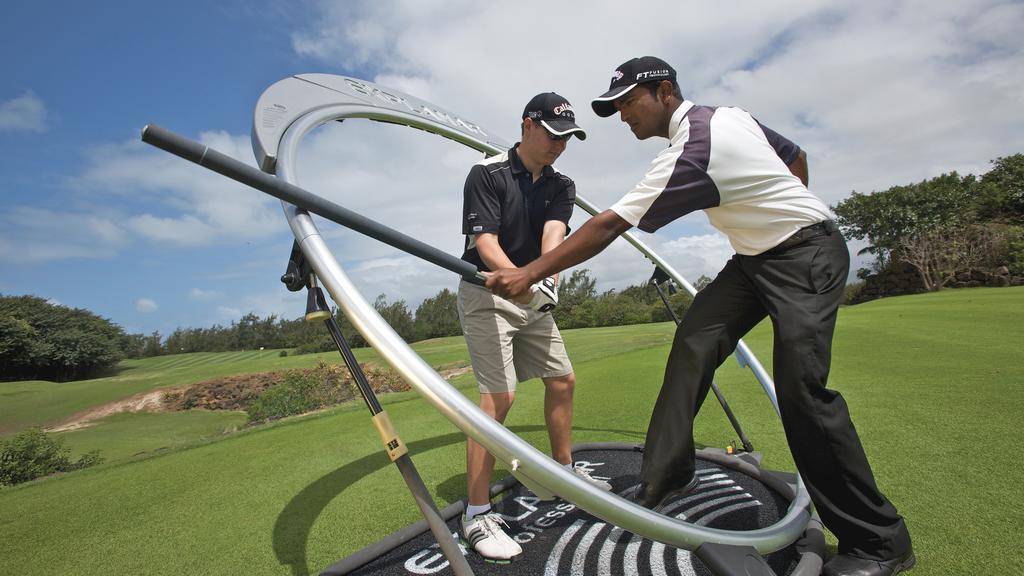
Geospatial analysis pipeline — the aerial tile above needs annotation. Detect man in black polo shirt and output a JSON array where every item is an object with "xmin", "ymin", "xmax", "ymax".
[{"xmin": 456, "ymin": 93, "xmax": 611, "ymax": 562}]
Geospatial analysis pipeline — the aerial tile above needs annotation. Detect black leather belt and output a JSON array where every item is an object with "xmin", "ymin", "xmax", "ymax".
[{"xmin": 773, "ymin": 220, "xmax": 839, "ymax": 251}]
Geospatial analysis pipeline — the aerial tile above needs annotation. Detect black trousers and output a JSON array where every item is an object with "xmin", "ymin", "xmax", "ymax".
[{"xmin": 640, "ymin": 230, "xmax": 912, "ymax": 560}]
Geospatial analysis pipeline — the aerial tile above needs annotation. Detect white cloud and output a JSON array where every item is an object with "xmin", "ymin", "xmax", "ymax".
[
  {"xmin": 0, "ymin": 206, "xmax": 128, "ymax": 263},
  {"xmin": 75, "ymin": 131, "xmax": 285, "ymax": 245},
  {"xmin": 278, "ymin": 0, "xmax": 1024, "ymax": 302},
  {"xmin": 188, "ymin": 288, "xmax": 223, "ymax": 302},
  {"xmin": 348, "ymin": 254, "xmax": 461, "ymax": 307},
  {"xmin": 213, "ymin": 288, "xmax": 305, "ymax": 324},
  {"xmin": 0, "ymin": 130, "xmax": 293, "ymax": 264},
  {"xmin": 659, "ymin": 234, "xmax": 737, "ymax": 283},
  {"xmin": 135, "ymin": 298, "xmax": 159, "ymax": 313},
  {"xmin": 13, "ymin": 1, "xmax": 1021, "ymax": 327},
  {"xmin": 0, "ymin": 92, "xmax": 48, "ymax": 133},
  {"xmin": 699, "ymin": 0, "xmax": 1024, "ymax": 200},
  {"xmin": 126, "ymin": 214, "xmax": 218, "ymax": 246}
]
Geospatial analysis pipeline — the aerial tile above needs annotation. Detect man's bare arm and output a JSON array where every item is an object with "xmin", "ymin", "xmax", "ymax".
[
  {"xmin": 474, "ymin": 233, "xmax": 516, "ymax": 272},
  {"xmin": 486, "ymin": 210, "xmax": 632, "ymax": 298},
  {"xmin": 474, "ymin": 233, "xmax": 532, "ymax": 303},
  {"xmin": 788, "ymin": 149, "xmax": 809, "ymax": 187},
  {"xmin": 539, "ymin": 220, "xmax": 568, "ymax": 285}
]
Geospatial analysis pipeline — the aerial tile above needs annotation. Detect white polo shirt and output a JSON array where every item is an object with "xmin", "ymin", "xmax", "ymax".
[{"xmin": 609, "ymin": 101, "xmax": 833, "ymax": 255}]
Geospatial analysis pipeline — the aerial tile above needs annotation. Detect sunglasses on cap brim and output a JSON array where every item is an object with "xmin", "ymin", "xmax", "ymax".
[
  {"xmin": 544, "ymin": 129, "xmax": 572, "ymax": 142},
  {"xmin": 526, "ymin": 115, "xmax": 573, "ymax": 141}
]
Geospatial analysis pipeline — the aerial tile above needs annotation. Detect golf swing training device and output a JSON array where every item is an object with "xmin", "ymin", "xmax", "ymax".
[{"xmin": 143, "ymin": 73, "xmax": 825, "ymax": 575}]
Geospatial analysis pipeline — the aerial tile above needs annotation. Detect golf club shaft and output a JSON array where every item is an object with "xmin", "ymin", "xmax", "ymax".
[{"xmin": 141, "ymin": 124, "xmax": 486, "ymax": 286}]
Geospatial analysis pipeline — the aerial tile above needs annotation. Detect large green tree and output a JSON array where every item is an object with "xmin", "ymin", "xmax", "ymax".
[
  {"xmin": 0, "ymin": 295, "xmax": 126, "ymax": 381},
  {"xmin": 975, "ymin": 154, "xmax": 1024, "ymax": 223},
  {"xmin": 413, "ymin": 288, "xmax": 461, "ymax": 341},
  {"xmin": 552, "ymin": 269, "xmax": 598, "ymax": 328},
  {"xmin": 834, "ymin": 156, "xmax": 1024, "ymax": 291},
  {"xmin": 833, "ymin": 171, "xmax": 976, "ymax": 275},
  {"xmin": 374, "ymin": 294, "xmax": 416, "ymax": 343}
]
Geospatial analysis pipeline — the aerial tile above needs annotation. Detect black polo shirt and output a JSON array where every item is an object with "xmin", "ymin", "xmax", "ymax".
[{"xmin": 460, "ymin": 144, "xmax": 576, "ymax": 272}]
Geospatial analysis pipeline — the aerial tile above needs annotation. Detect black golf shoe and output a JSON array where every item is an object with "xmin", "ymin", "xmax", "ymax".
[
  {"xmin": 823, "ymin": 550, "xmax": 916, "ymax": 576},
  {"xmin": 633, "ymin": 474, "xmax": 700, "ymax": 511}
]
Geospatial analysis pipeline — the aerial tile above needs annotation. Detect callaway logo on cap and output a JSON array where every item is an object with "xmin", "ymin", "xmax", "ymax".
[
  {"xmin": 591, "ymin": 56, "xmax": 677, "ymax": 117},
  {"xmin": 522, "ymin": 92, "xmax": 588, "ymax": 140}
]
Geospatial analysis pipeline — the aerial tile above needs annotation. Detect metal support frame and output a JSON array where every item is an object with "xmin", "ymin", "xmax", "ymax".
[
  {"xmin": 279, "ymin": 243, "xmax": 473, "ymax": 575},
  {"xmin": 319, "ymin": 300, "xmax": 473, "ymax": 576}
]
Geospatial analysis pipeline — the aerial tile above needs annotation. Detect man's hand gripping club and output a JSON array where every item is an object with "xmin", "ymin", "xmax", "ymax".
[
  {"xmin": 528, "ymin": 276, "xmax": 558, "ymax": 312},
  {"xmin": 487, "ymin": 210, "xmax": 634, "ymax": 306}
]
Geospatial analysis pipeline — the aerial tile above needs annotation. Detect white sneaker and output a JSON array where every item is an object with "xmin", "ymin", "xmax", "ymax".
[
  {"xmin": 573, "ymin": 465, "xmax": 613, "ymax": 491},
  {"xmin": 460, "ymin": 512, "xmax": 522, "ymax": 562}
]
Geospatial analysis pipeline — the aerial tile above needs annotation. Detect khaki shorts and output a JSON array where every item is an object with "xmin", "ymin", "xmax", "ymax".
[{"xmin": 457, "ymin": 280, "xmax": 573, "ymax": 393}]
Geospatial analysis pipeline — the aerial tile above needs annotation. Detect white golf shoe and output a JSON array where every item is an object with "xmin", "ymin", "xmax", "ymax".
[
  {"xmin": 460, "ymin": 512, "xmax": 522, "ymax": 562},
  {"xmin": 572, "ymin": 465, "xmax": 613, "ymax": 491}
]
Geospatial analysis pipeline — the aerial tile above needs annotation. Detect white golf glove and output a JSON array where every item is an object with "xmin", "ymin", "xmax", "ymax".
[{"xmin": 528, "ymin": 277, "xmax": 558, "ymax": 312}]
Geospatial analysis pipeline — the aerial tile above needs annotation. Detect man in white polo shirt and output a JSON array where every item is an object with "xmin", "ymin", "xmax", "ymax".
[{"xmin": 486, "ymin": 57, "xmax": 914, "ymax": 576}]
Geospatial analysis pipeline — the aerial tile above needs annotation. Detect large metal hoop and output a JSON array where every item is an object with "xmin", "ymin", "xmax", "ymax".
[{"xmin": 255, "ymin": 74, "xmax": 812, "ymax": 553}]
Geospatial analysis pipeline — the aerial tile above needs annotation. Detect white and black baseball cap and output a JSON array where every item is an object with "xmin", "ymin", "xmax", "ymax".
[
  {"xmin": 591, "ymin": 56, "xmax": 677, "ymax": 117},
  {"xmin": 523, "ymin": 92, "xmax": 587, "ymax": 140}
]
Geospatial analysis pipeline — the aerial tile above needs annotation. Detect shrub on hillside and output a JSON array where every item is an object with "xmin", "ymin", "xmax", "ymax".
[
  {"xmin": 0, "ymin": 427, "xmax": 102, "ymax": 486},
  {"xmin": 362, "ymin": 364, "xmax": 410, "ymax": 395},
  {"xmin": 1001, "ymin": 225, "xmax": 1024, "ymax": 276},
  {"xmin": 246, "ymin": 370, "xmax": 323, "ymax": 423},
  {"xmin": 245, "ymin": 360, "xmax": 409, "ymax": 423},
  {"xmin": 842, "ymin": 281, "xmax": 866, "ymax": 305}
]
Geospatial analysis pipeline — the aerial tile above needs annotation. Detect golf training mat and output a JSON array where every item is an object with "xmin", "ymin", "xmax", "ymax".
[{"xmin": 323, "ymin": 444, "xmax": 819, "ymax": 575}]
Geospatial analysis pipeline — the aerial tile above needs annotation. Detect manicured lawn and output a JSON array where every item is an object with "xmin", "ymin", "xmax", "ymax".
[
  {"xmin": 56, "ymin": 410, "xmax": 250, "ymax": 463},
  {"xmin": 0, "ymin": 339, "xmax": 478, "ymax": 436},
  {"xmin": 0, "ymin": 349, "xmax": 309, "ymax": 434},
  {"xmin": 0, "ymin": 287, "xmax": 1020, "ymax": 575}
]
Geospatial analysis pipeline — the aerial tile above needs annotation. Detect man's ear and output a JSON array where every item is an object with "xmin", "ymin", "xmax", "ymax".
[{"xmin": 658, "ymin": 80, "xmax": 673, "ymax": 104}]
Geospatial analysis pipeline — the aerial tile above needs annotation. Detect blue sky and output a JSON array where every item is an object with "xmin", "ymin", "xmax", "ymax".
[
  {"xmin": 2, "ymin": 1, "xmax": 1022, "ymax": 338},
  {"xmin": 2, "ymin": 1, "xmax": 315, "ymax": 335}
]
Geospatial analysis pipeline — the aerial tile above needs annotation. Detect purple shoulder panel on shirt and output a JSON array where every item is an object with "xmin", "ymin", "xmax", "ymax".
[
  {"xmin": 638, "ymin": 105, "xmax": 721, "ymax": 232},
  {"xmin": 755, "ymin": 119, "xmax": 801, "ymax": 165}
]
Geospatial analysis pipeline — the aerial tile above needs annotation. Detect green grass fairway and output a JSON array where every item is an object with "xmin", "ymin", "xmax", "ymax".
[
  {"xmin": 56, "ymin": 410, "xmax": 250, "ymax": 463},
  {"xmin": 0, "ymin": 349, "xmax": 304, "ymax": 434},
  {"xmin": 1, "ymin": 287, "xmax": 1021, "ymax": 575},
  {"xmin": 0, "ymin": 339, "xmax": 480, "ymax": 436}
]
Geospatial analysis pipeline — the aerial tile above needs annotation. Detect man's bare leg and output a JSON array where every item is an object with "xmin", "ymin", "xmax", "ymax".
[
  {"xmin": 543, "ymin": 373, "xmax": 575, "ymax": 466},
  {"xmin": 466, "ymin": 391, "xmax": 515, "ymax": 506}
]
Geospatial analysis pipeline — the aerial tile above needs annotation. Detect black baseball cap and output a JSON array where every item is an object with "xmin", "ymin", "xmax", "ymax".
[
  {"xmin": 522, "ymin": 92, "xmax": 587, "ymax": 140},
  {"xmin": 591, "ymin": 56, "xmax": 677, "ymax": 117}
]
